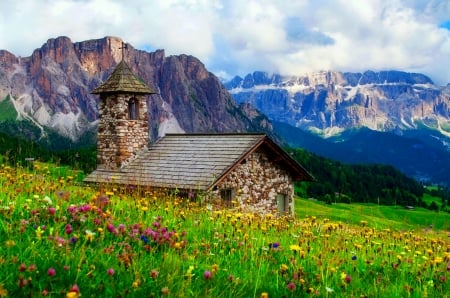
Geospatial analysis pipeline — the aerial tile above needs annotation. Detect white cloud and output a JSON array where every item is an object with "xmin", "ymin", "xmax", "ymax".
[{"xmin": 1, "ymin": 0, "xmax": 450, "ymax": 84}]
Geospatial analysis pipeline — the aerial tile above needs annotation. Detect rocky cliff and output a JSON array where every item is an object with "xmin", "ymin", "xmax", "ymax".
[
  {"xmin": 226, "ymin": 71, "xmax": 450, "ymax": 138},
  {"xmin": 0, "ymin": 36, "xmax": 272, "ymax": 144}
]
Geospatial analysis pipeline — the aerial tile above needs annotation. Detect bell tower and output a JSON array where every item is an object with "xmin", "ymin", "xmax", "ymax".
[{"xmin": 91, "ymin": 49, "xmax": 157, "ymax": 170}]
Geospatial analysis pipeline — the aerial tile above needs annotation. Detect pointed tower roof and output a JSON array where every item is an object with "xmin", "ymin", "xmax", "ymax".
[{"xmin": 92, "ymin": 60, "xmax": 157, "ymax": 94}]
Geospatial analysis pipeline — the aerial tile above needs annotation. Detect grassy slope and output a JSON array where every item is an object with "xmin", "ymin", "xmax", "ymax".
[
  {"xmin": 0, "ymin": 95, "xmax": 18, "ymax": 121},
  {"xmin": 295, "ymin": 197, "xmax": 449, "ymax": 230}
]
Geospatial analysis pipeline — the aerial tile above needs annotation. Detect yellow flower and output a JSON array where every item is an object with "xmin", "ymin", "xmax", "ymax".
[
  {"xmin": 0, "ymin": 283, "xmax": 8, "ymax": 297},
  {"xmin": 289, "ymin": 244, "xmax": 301, "ymax": 252},
  {"xmin": 261, "ymin": 292, "xmax": 269, "ymax": 298},
  {"xmin": 35, "ymin": 226, "xmax": 44, "ymax": 240},
  {"xmin": 66, "ymin": 292, "xmax": 79, "ymax": 298},
  {"xmin": 85, "ymin": 230, "xmax": 95, "ymax": 242}
]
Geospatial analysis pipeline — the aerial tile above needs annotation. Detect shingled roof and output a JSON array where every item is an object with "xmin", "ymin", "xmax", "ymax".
[
  {"xmin": 84, "ymin": 133, "xmax": 313, "ymax": 190},
  {"xmin": 91, "ymin": 60, "xmax": 157, "ymax": 94}
]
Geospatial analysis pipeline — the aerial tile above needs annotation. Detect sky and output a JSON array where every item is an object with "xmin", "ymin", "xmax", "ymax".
[{"xmin": 1, "ymin": 0, "xmax": 450, "ymax": 85}]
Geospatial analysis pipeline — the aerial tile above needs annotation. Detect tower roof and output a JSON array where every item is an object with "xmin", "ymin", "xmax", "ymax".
[{"xmin": 91, "ymin": 60, "xmax": 157, "ymax": 94}]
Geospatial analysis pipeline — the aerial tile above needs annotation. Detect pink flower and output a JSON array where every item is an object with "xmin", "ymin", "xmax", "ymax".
[
  {"xmin": 287, "ymin": 282, "xmax": 296, "ymax": 291},
  {"xmin": 48, "ymin": 207, "xmax": 56, "ymax": 215},
  {"xmin": 47, "ymin": 268, "xmax": 56, "ymax": 276},
  {"xmin": 345, "ymin": 274, "xmax": 352, "ymax": 284},
  {"xmin": 65, "ymin": 224, "xmax": 73, "ymax": 234},
  {"xmin": 107, "ymin": 268, "xmax": 115, "ymax": 276},
  {"xmin": 204, "ymin": 270, "xmax": 212, "ymax": 280}
]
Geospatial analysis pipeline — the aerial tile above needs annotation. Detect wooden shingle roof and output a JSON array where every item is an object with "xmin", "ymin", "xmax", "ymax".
[
  {"xmin": 91, "ymin": 60, "xmax": 157, "ymax": 94},
  {"xmin": 84, "ymin": 133, "xmax": 313, "ymax": 190}
]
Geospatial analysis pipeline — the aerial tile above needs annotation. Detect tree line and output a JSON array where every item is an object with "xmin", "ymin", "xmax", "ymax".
[{"xmin": 289, "ymin": 147, "xmax": 450, "ymax": 210}]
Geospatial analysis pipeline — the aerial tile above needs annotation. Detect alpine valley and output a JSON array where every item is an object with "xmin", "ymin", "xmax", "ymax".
[
  {"xmin": 1, "ymin": 36, "xmax": 450, "ymax": 187},
  {"xmin": 225, "ymin": 71, "xmax": 450, "ymax": 187}
]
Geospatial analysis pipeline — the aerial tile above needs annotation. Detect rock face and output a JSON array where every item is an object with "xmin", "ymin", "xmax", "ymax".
[
  {"xmin": 226, "ymin": 71, "xmax": 450, "ymax": 137},
  {"xmin": 0, "ymin": 36, "xmax": 271, "ymax": 143}
]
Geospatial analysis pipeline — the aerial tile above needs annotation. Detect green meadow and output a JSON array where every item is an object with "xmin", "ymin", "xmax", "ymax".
[{"xmin": 0, "ymin": 162, "xmax": 448, "ymax": 297}]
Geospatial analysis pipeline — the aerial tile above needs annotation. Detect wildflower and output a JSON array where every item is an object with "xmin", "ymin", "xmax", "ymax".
[
  {"xmin": 42, "ymin": 196, "xmax": 52, "ymax": 205},
  {"xmin": 280, "ymin": 264, "xmax": 289, "ymax": 273},
  {"xmin": 48, "ymin": 206, "xmax": 56, "ymax": 215},
  {"xmin": 261, "ymin": 292, "xmax": 269, "ymax": 298},
  {"xmin": 47, "ymin": 268, "xmax": 56, "ymax": 276},
  {"xmin": 85, "ymin": 230, "xmax": 95, "ymax": 242},
  {"xmin": 352, "ymin": 255, "xmax": 357, "ymax": 261},
  {"xmin": 289, "ymin": 244, "xmax": 301, "ymax": 252},
  {"xmin": 150, "ymin": 269, "xmax": 159, "ymax": 279},
  {"xmin": 204, "ymin": 270, "xmax": 212, "ymax": 280},
  {"xmin": 326, "ymin": 287, "xmax": 334, "ymax": 293},
  {"xmin": 270, "ymin": 242, "xmax": 280, "ymax": 249},
  {"xmin": 5, "ymin": 240, "xmax": 15, "ymax": 247},
  {"xmin": 0, "ymin": 284, "xmax": 8, "ymax": 298},
  {"xmin": 287, "ymin": 282, "xmax": 296, "ymax": 291},
  {"xmin": 211, "ymin": 264, "xmax": 219, "ymax": 274},
  {"xmin": 186, "ymin": 266, "xmax": 195, "ymax": 279},
  {"xmin": 19, "ymin": 263, "xmax": 27, "ymax": 272},
  {"xmin": 161, "ymin": 287, "xmax": 170, "ymax": 296},
  {"xmin": 66, "ymin": 284, "xmax": 80, "ymax": 298},
  {"xmin": 65, "ymin": 224, "xmax": 73, "ymax": 234},
  {"xmin": 107, "ymin": 268, "xmax": 115, "ymax": 276},
  {"xmin": 35, "ymin": 226, "xmax": 44, "ymax": 240}
]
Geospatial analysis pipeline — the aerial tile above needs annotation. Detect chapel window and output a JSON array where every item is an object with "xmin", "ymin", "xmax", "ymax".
[{"xmin": 128, "ymin": 98, "xmax": 139, "ymax": 120}]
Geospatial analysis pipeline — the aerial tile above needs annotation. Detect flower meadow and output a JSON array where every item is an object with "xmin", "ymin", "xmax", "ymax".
[{"xmin": 0, "ymin": 163, "xmax": 449, "ymax": 297}]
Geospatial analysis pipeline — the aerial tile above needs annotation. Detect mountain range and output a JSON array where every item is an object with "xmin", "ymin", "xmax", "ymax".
[
  {"xmin": 1, "ymin": 36, "xmax": 449, "ymax": 187},
  {"xmin": 0, "ymin": 36, "xmax": 272, "ymax": 147},
  {"xmin": 225, "ymin": 71, "xmax": 450, "ymax": 186}
]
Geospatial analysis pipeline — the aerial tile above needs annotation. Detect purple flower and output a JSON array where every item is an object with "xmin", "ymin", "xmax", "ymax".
[
  {"xmin": 204, "ymin": 270, "xmax": 212, "ymax": 280},
  {"xmin": 270, "ymin": 242, "xmax": 280, "ymax": 249},
  {"xmin": 141, "ymin": 235, "xmax": 149, "ymax": 244}
]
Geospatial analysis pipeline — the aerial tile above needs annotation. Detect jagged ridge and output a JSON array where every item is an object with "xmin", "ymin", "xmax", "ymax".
[{"xmin": 0, "ymin": 36, "xmax": 272, "ymax": 144}]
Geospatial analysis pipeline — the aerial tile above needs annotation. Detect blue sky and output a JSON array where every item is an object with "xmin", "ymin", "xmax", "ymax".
[{"xmin": 1, "ymin": 0, "xmax": 450, "ymax": 85}]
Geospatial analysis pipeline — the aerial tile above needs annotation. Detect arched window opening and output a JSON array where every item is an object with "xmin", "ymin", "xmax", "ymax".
[{"xmin": 128, "ymin": 98, "xmax": 139, "ymax": 120}]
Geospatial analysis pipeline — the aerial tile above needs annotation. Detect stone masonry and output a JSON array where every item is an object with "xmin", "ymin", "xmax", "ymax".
[
  {"xmin": 97, "ymin": 93, "xmax": 148, "ymax": 170},
  {"xmin": 211, "ymin": 148, "xmax": 294, "ymax": 215}
]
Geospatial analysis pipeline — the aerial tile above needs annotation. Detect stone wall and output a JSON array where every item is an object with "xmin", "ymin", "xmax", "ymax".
[
  {"xmin": 97, "ymin": 93, "xmax": 148, "ymax": 170},
  {"xmin": 210, "ymin": 148, "xmax": 294, "ymax": 215}
]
